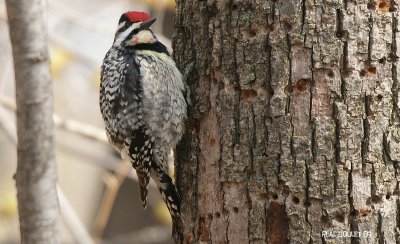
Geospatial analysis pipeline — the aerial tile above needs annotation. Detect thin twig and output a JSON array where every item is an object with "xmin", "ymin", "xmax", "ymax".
[
  {"xmin": 92, "ymin": 160, "xmax": 132, "ymax": 241},
  {"xmin": 101, "ymin": 226, "xmax": 171, "ymax": 244},
  {"xmin": 0, "ymin": 105, "xmax": 17, "ymax": 143},
  {"xmin": 58, "ymin": 185, "xmax": 94, "ymax": 244},
  {"xmin": 0, "ymin": 95, "xmax": 108, "ymax": 142},
  {"xmin": 0, "ymin": 58, "xmax": 12, "ymax": 93},
  {"xmin": 53, "ymin": 114, "xmax": 108, "ymax": 143}
]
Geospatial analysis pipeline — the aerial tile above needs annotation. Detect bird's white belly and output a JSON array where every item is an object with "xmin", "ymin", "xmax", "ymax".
[{"xmin": 136, "ymin": 52, "xmax": 187, "ymax": 148}]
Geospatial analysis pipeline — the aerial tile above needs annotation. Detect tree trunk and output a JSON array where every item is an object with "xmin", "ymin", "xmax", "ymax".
[
  {"xmin": 6, "ymin": 0, "xmax": 60, "ymax": 243},
  {"xmin": 174, "ymin": 0, "xmax": 400, "ymax": 243}
]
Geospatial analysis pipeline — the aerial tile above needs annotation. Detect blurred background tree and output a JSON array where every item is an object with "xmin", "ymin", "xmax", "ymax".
[
  {"xmin": 6, "ymin": 0, "xmax": 59, "ymax": 243},
  {"xmin": 0, "ymin": 0, "xmax": 178, "ymax": 243}
]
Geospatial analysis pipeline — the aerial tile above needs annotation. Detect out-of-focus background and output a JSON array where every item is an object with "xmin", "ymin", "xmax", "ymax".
[{"xmin": 0, "ymin": 0, "xmax": 176, "ymax": 243}]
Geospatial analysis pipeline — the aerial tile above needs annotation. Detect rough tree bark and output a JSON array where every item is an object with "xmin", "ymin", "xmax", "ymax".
[
  {"xmin": 6, "ymin": 0, "xmax": 60, "ymax": 243},
  {"xmin": 174, "ymin": 0, "xmax": 400, "ymax": 243}
]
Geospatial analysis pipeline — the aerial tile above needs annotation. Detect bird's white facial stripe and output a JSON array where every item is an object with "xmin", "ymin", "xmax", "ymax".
[
  {"xmin": 114, "ymin": 22, "xmax": 141, "ymax": 46},
  {"xmin": 116, "ymin": 21, "xmax": 126, "ymax": 33},
  {"xmin": 128, "ymin": 30, "xmax": 157, "ymax": 45}
]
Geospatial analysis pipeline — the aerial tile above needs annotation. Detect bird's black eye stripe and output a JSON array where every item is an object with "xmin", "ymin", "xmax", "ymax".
[
  {"xmin": 124, "ymin": 29, "xmax": 140, "ymax": 42},
  {"xmin": 118, "ymin": 25, "xmax": 129, "ymax": 33}
]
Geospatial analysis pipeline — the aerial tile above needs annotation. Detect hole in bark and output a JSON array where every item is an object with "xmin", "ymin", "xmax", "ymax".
[
  {"xmin": 233, "ymin": 207, "xmax": 239, "ymax": 213},
  {"xmin": 371, "ymin": 195, "xmax": 383, "ymax": 203},
  {"xmin": 386, "ymin": 193, "xmax": 391, "ymax": 200},
  {"xmin": 377, "ymin": 94, "xmax": 383, "ymax": 101},
  {"xmin": 321, "ymin": 215, "xmax": 330, "ymax": 223},
  {"xmin": 272, "ymin": 193, "xmax": 279, "ymax": 200},
  {"xmin": 335, "ymin": 213, "xmax": 345, "ymax": 223},
  {"xmin": 378, "ymin": 1, "xmax": 390, "ymax": 12},
  {"xmin": 360, "ymin": 69, "xmax": 367, "ymax": 77},
  {"xmin": 292, "ymin": 196, "xmax": 300, "ymax": 204},
  {"xmin": 209, "ymin": 138, "xmax": 216, "ymax": 146},
  {"xmin": 215, "ymin": 212, "xmax": 221, "ymax": 218},
  {"xmin": 233, "ymin": 84, "xmax": 241, "ymax": 92},
  {"xmin": 367, "ymin": 66, "xmax": 377, "ymax": 74},
  {"xmin": 241, "ymin": 89, "xmax": 257, "ymax": 102},
  {"xmin": 248, "ymin": 29, "xmax": 257, "ymax": 37},
  {"xmin": 303, "ymin": 200, "xmax": 311, "ymax": 207},
  {"xmin": 379, "ymin": 57, "xmax": 386, "ymax": 63},
  {"xmin": 327, "ymin": 70, "xmax": 335, "ymax": 78},
  {"xmin": 293, "ymin": 79, "xmax": 310, "ymax": 94},
  {"xmin": 218, "ymin": 82, "xmax": 225, "ymax": 90},
  {"xmin": 269, "ymin": 86, "xmax": 275, "ymax": 97},
  {"xmin": 244, "ymin": 28, "xmax": 259, "ymax": 40},
  {"xmin": 360, "ymin": 209, "xmax": 371, "ymax": 217},
  {"xmin": 350, "ymin": 209, "xmax": 358, "ymax": 217},
  {"xmin": 283, "ymin": 21, "xmax": 293, "ymax": 31},
  {"xmin": 208, "ymin": 213, "xmax": 213, "ymax": 220}
]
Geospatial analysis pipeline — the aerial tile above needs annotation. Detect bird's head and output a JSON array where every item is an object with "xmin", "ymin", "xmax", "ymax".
[{"xmin": 114, "ymin": 11, "xmax": 157, "ymax": 47}]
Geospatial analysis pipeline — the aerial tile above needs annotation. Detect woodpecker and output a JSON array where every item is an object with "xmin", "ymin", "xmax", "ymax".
[{"xmin": 99, "ymin": 11, "xmax": 187, "ymax": 229}]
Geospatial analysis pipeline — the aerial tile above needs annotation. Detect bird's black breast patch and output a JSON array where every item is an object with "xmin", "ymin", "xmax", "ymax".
[{"xmin": 132, "ymin": 41, "xmax": 169, "ymax": 55}]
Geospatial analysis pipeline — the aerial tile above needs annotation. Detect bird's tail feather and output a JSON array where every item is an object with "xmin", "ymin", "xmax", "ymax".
[
  {"xmin": 151, "ymin": 167, "xmax": 183, "ymax": 232},
  {"xmin": 136, "ymin": 169, "xmax": 150, "ymax": 209}
]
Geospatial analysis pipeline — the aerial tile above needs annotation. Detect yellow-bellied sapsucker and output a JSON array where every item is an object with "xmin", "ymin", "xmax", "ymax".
[{"xmin": 99, "ymin": 11, "xmax": 187, "ymax": 229}]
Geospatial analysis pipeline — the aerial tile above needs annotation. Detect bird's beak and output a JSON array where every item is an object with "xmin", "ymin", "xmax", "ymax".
[{"xmin": 140, "ymin": 18, "xmax": 156, "ymax": 29}]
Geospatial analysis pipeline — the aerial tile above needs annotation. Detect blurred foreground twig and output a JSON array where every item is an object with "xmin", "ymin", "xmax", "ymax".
[
  {"xmin": 101, "ymin": 226, "xmax": 171, "ymax": 244},
  {"xmin": 0, "ymin": 95, "xmax": 107, "ymax": 142},
  {"xmin": 58, "ymin": 185, "xmax": 94, "ymax": 244},
  {"xmin": 93, "ymin": 160, "xmax": 132, "ymax": 241}
]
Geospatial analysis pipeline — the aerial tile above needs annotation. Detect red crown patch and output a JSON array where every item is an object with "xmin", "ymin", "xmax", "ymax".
[{"xmin": 124, "ymin": 11, "xmax": 151, "ymax": 22}]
